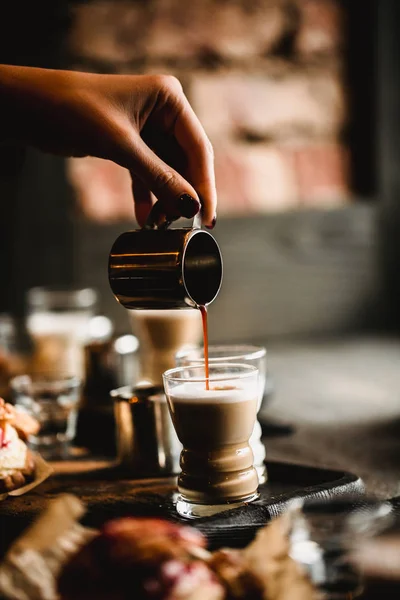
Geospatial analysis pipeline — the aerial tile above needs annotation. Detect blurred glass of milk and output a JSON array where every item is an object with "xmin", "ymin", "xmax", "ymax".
[
  {"xmin": 129, "ymin": 309, "xmax": 202, "ymax": 387},
  {"xmin": 26, "ymin": 287, "xmax": 98, "ymax": 380}
]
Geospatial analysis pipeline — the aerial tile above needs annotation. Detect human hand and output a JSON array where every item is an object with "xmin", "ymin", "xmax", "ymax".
[{"xmin": 0, "ymin": 66, "xmax": 216, "ymax": 227}]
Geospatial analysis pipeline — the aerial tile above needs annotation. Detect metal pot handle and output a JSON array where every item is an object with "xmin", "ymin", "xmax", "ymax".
[{"xmin": 143, "ymin": 200, "xmax": 202, "ymax": 231}]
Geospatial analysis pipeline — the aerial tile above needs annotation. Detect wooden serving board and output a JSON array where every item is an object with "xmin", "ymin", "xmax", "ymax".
[{"xmin": 0, "ymin": 459, "xmax": 364, "ymax": 555}]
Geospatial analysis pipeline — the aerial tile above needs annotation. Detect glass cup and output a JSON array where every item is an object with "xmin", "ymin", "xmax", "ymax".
[
  {"xmin": 175, "ymin": 345, "xmax": 268, "ymax": 484},
  {"xmin": 289, "ymin": 498, "xmax": 394, "ymax": 598},
  {"xmin": 129, "ymin": 308, "xmax": 202, "ymax": 387},
  {"xmin": 26, "ymin": 287, "xmax": 98, "ymax": 380},
  {"xmin": 11, "ymin": 373, "xmax": 81, "ymax": 459},
  {"xmin": 163, "ymin": 363, "xmax": 259, "ymax": 519}
]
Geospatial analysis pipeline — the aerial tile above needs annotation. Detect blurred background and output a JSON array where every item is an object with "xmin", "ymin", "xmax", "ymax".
[{"xmin": 0, "ymin": 0, "xmax": 394, "ymax": 343}]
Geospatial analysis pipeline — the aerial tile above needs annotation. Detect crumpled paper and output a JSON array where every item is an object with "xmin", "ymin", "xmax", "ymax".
[
  {"xmin": 244, "ymin": 507, "xmax": 321, "ymax": 600},
  {"xmin": 0, "ymin": 494, "xmax": 97, "ymax": 600},
  {"xmin": 0, "ymin": 453, "xmax": 53, "ymax": 501},
  {"xmin": 210, "ymin": 504, "xmax": 321, "ymax": 600}
]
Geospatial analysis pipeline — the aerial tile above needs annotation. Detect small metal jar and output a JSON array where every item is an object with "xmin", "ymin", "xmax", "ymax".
[{"xmin": 111, "ymin": 384, "xmax": 181, "ymax": 476}]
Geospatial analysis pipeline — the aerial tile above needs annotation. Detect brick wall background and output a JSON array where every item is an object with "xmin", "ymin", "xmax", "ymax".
[{"xmin": 66, "ymin": 0, "xmax": 350, "ymax": 222}]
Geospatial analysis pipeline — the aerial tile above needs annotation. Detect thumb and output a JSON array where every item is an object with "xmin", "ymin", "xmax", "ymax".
[{"xmin": 128, "ymin": 136, "xmax": 201, "ymax": 225}]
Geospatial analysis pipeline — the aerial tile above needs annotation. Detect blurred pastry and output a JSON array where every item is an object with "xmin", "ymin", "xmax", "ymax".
[
  {"xmin": 58, "ymin": 514, "xmax": 319, "ymax": 600},
  {"xmin": 0, "ymin": 398, "xmax": 36, "ymax": 493},
  {"xmin": 5, "ymin": 403, "xmax": 40, "ymax": 442},
  {"xmin": 58, "ymin": 517, "xmax": 225, "ymax": 600}
]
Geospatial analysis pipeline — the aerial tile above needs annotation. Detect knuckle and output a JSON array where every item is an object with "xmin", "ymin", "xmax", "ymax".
[
  {"xmin": 152, "ymin": 168, "xmax": 179, "ymax": 192},
  {"xmin": 153, "ymin": 74, "xmax": 183, "ymax": 98}
]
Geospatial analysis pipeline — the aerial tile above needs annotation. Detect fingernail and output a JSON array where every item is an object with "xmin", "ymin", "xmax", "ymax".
[
  {"xmin": 205, "ymin": 215, "xmax": 217, "ymax": 230},
  {"xmin": 178, "ymin": 194, "xmax": 201, "ymax": 219}
]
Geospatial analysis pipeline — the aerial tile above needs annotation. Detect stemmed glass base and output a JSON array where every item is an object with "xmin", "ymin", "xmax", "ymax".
[{"xmin": 175, "ymin": 492, "xmax": 260, "ymax": 519}]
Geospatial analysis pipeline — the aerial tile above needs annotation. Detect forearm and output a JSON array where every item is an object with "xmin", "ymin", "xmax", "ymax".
[{"xmin": 0, "ymin": 64, "xmax": 73, "ymax": 147}]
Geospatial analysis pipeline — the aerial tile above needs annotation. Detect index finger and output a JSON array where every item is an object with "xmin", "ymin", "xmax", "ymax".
[{"xmin": 172, "ymin": 97, "xmax": 217, "ymax": 228}]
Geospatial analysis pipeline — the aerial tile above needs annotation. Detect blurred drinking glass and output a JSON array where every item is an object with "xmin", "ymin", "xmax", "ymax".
[
  {"xmin": 11, "ymin": 373, "xmax": 81, "ymax": 459},
  {"xmin": 26, "ymin": 287, "xmax": 98, "ymax": 380},
  {"xmin": 289, "ymin": 498, "xmax": 394, "ymax": 599}
]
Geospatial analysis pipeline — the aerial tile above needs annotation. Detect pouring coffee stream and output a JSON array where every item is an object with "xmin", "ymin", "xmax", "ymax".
[{"xmin": 199, "ymin": 305, "xmax": 209, "ymax": 390}]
